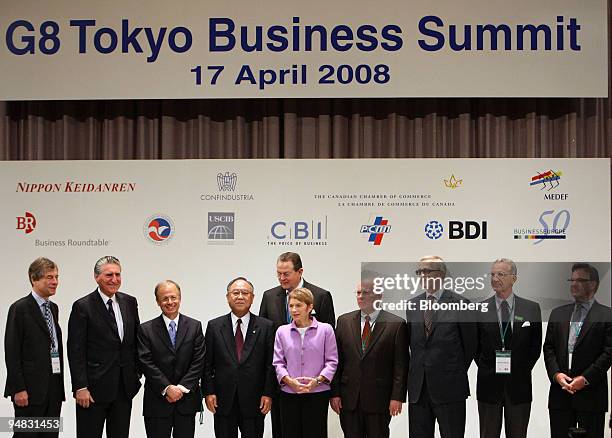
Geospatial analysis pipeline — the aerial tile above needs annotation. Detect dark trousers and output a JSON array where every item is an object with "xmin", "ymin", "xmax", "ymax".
[
  {"xmin": 549, "ymin": 409, "xmax": 605, "ymax": 438},
  {"xmin": 144, "ymin": 409, "xmax": 195, "ymax": 438},
  {"xmin": 408, "ymin": 380, "xmax": 466, "ymax": 438},
  {"xmin": 76, "ymin": 380, "xmax": 132, "ymax": 438},
  {"xmin": 13, "ymin": 375, "xmax": 63, "ymax": 438},
  {"xmin": 213, "ymin": 394, "xmax": 264, "ymax": 438},
  {"xmin": 279, "ymin": 390, "xmax": 330, "ymax": 438},
  {"xmin": 478, "ymin": 392, "xmax": 531, "ymax": 438},
  {"xmin": 340, "ymin": 405, "xmax": 391, "ymax": 438},
  {"xmin": 270, "ymin": 394, "xmax": 283, "ymax": 438}
]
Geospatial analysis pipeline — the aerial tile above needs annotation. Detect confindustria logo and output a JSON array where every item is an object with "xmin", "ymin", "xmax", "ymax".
[
  {"xmin": 217, "ymin": 172, "xmax": 237, "ymax": 191},
  {"xmin": 16, "ymin": 212, "xmax": 36, "ymax": 234},
  {"xmin": 425, "ymin": 220, "xmax": 488, "ymax": 240},
  {"xmin": 268, "ymin": 217, "xmax": 328, "ymax": 246},
  {"xmin": 208, "ymin": 212, "xmax": 235, "ymax": 244},
  {"xmin": 513, "ymin": 209, "xmax": 570, "ymax": 245},
  {"xmin": 15, "ymin": 182, "xmax": 136, "ymax": 193},
  {"xmin": 360, "ymin": 216, "xmax": 391, "ymax": 246},
  {"xmin": 201, "ymin": 172, "xmax": 254, "ymax": 201},
  {"xmin": 144, "ymin": 215, "xmax": 174, "ymax": 244},
  {"xmin": 443, "ymin": 174, "xmax": 463, "ymax": 189}
]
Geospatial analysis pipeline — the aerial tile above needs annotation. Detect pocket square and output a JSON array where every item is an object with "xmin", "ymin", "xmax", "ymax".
[{"xmin": 521, "ymin": 321, "xmax": 531, "ymax": 327}]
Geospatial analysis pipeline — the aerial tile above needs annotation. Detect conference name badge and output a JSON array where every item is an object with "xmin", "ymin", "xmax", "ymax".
[
  {"xmin": 495, "ymin": 350, "xmax": 511, "ymax": 374},
  {"xmin": 51, "ymin": 352, "xmax": 61, "ymax": 374}
]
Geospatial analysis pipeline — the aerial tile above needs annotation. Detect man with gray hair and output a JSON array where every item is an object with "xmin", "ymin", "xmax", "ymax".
[
  {"xmin": 68, "ymin": 256, "xmax": 141, "ymax": 438},
  {"xmin": 475, "ymin": 258, "xmax": 542, "ymax": 438}
]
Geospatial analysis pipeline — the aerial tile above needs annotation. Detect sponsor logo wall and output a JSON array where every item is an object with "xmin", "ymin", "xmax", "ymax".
[{"xmin": 0, "ymin": 159, "xmax": 610, "ymax": 438}]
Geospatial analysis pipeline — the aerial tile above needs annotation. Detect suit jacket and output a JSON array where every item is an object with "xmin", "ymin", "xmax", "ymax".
[
  {"xmin": 67, "ymin": 290, "xmax": 141, "ymax": 403},
  {"xmin": 203, "ymin": 312, "xmax": 275, "ymax": 418},
  {"xmin": 4, "ymin": 294, "xmax": 66, "ymax": 404},
  {"xmin": 259, "ymin": 280, "xmax": 335, "ymax": 330},
  {"xmin": 475, "ymin": 295, "xmax": 542, "ymax": 404},
  {"xmin": 405, "ymin": 290, "xmax": 477, "ymax": 404},
  {"xmin": 543, "ymin": 300, "xmax": 612, "ymax": 412},
  {"xmin": 331, "ymin": 309, "xmax": 408, "ymax": 413},
  {"xmin": 137, "ymin": 313, "xmax": 205, "ymax": 417}
]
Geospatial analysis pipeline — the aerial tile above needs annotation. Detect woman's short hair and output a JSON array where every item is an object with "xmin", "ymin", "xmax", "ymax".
[{"xmin": 288, "ymin": 287, "xmax": 314, "ymax": 307}]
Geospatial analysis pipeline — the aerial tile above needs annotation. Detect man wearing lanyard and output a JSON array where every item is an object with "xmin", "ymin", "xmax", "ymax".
[
  {"xmin": 259, "ymin": 252, "xmax": 335, "ymax": 438},
  {"xmin": 475, "ymin": 258, "xmax": 542, "ymax": 438},
  {"xmin": 4, "ymin": 257, "xmax": 65, "ymax": 438},
  {"xmin": 544, "ymin": 263, "xmax": 612, "ymax": 438}
]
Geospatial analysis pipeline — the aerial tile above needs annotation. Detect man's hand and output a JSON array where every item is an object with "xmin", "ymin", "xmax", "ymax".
[
  {"xmin": 13, "ymin": 391, "xmax": 28, "ymax": 408},
  {"xmin": 205, "ymin": 394, "xmax": 218, "ymax": 414},
  {"xmin": 165, "ymin": 385, "xmax": 184, "ymax": 403},
  {"xmin": 555, "ymin": 373, "xmax": 575, "ymax": 394},
  {"xmin": 330, "ymin": 397, "xmax": 342, "ymax": 415},
  {"xmin": 260, "ymin": 396, "xmax": 272, "ymax": 414},
  {"xmin": 389, "ymin": 400, "xmax": 403, "ymax": 417},
  {"xmin": 567, "ymin": 375, "xmax": 587, "ymax": 393},
  {"xmin": 75, "ymin": 388, "xmax": 95, "ymax": 408}
]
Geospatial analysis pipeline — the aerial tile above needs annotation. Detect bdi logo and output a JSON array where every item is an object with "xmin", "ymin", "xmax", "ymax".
[
  {"xmin": 16, "ymin": 212, "xmax": 36, "ymax": 234},
  {"xmin": 425, "ymin": 220, "xmax": 487, "ymax": 240}
]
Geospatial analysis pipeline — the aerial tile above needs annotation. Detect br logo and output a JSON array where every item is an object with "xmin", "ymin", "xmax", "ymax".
[{"xmin": 16, "ymin": 212, "xmax": 36, "ymax": 234}]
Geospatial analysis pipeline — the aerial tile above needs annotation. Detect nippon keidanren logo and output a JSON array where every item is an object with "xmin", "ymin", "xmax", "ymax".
[{"xmin": 16, "ymin": 182, "xmax": 136, "ymax": 192}]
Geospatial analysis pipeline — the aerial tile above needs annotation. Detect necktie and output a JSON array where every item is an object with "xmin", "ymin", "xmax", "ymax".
[
  {"xmin": 168, "ymin": 320, "xmax": 177, "ymax": 348},
  {"xmin": 235, "ymin": 319, "xmax": 244, "ymax": 361},
  {"xmin": 286, "ymin": 293, "xmax": 291, "ymax": 323},
  {"xmin": 568, "ymin": 303, "xmax": 585, "ymax": 352},
  {"xmin": 361, "ymin": 315, "xmax": 371, "ymax": 351},
  {"xmin": 424, "ymin": 295, "xmax": 435, "ymax": 337},
  {"xmin": 42, "ymin": 301, "xmax": 56, "ymax": 352},
  {"xmin": 107, "ymin": 298, "xmax": 119, "ymax": 335},
  {"xmin": 501, "ymin": 300, "xmax": 513, "ymax": 346}
]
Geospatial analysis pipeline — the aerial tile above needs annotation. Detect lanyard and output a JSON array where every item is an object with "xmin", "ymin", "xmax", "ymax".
[{"xmin": 498, "ymin": 301, "xmax": 514, "ymax": 351}]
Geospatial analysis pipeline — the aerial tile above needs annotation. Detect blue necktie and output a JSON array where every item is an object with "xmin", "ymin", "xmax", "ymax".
[
  {"xmin": 286, "ymin": 294, "xmax": 291, "ymax": 323},
  {"xmin": 169, "ymin": 320, "xmax": 177, "ymax": 348},
  {"xmin": 42, "ymin": 301, "xmax": 56, "ymax": 352}
]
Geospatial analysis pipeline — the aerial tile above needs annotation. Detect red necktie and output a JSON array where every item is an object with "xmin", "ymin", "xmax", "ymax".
[
  {"xmin": 235, "ymin": 319, "xmax": 244, "ymax": 361},
  {"xmin": 361, "ymin": 315, "xmax": 371, "ymax": 351}
]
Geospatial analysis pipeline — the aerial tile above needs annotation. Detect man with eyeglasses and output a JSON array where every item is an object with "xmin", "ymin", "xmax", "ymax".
[
  {"xmin": 544, "ymin": 263, "xmax": 612, "ymax": 438},
  {"xmin": 204, "ymin": 277, "xmax": 275, "ymax": 438},
  {"xmin": 405, "ymin": 255, "xmax": 477, "ymax": 438},
  {"xmin": 330, "ymin": 274, "xmax": 408, "ymax": 437},
  {"xmin": 475, "ymin": 258, "xmax": 542, "ymax": 438},
  {"xmin": 259, "ymin": 252, "xmax": 335, "ymax": 438},
  {"xmin": 137, "ymin": 280, "xmax": 205, "ymax": 438}
]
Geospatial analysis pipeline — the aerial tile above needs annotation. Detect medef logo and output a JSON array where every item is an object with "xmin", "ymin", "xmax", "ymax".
[
  {"xmin": 208, "ymin": 212, "xmax": 235, "ymax": 244},
  {"xmin": 360, "ymin": 216, "xmax": 391, "ymax": 246},
  {"xmin": 530, "ymin": 169, "xmax": 568, "ymax": 200},
  {"xmin": 144, "ymin": 215, "xmax": 174, "ymax": 244},
  {"xmin": 16, "ymin": 212, "xmax": 36, "ymax": 234},
  {"xmin": 425, "ymin": 220, "xmax": 488, "ymax": 240},
  {"xmin": 443, "ymin": 174, "xmax": 463, "ymax": 189},
  {"xmin": 217, "ymin": 172, "xmax": 237, "ymax": 191}
]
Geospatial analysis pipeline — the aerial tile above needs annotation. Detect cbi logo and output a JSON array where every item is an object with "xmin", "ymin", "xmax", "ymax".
[
  {"xmin": 16, "ymin": 212, "xmax": 36, "ymax": 234},
  {"xmin": 425, "ymin": 220, "xmax": 488, "ymax": 240}
]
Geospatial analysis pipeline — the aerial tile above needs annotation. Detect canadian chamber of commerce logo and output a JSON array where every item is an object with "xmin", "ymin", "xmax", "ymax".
[
  {"xmin": 16, "ymin": 212, "xmax": 36, "ymax": 234},
  {"xmin": 144, "ymin": 215, "xmax": 174, "ymax": 244},
  {"xmin": 425, "ymin": 220, "xmax": 488, "ymax": 240},
  {"xmin": 201, "ymin": 171, "xmax": 254, "ymax": 201},
  {"xmin": 443, "ymin": 174, "xmax": 463, "ymax": 189},
  {"xmin": 208, "ymin": 212, "xmax": 235, "ymax": 244},
  {"xmin": 513, "ymin": 209, "xmax": 570, "ymax": 245},
  {"xmin": 530, "ymin": 169, "xmax": 568, "ymax": 200},
  {"xmin": 360, "ymin": 216, "xmax": 391, "ymax": 246},
  {"xmin": 268, "ymin": 217, "xmax": 328, "ymax": 246}
]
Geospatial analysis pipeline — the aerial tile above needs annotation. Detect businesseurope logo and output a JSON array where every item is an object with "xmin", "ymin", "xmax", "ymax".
[{"xmin": 144, "ymin": 214, "xmax": 174, "ymax": 244}]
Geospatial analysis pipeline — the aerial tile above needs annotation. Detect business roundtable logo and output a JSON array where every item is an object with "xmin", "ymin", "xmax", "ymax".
[
  {"xmin": 16, "ymin": 212, "xmax": 36, "ymax": 234},
  {"xmin": 360, "ymin": 216, "xmax": 391, "ymax": 246},
  {"xmin": 208, "ymin": 212, "xmax": 235, "ymax": 244},
  {"xmin": 144, "ymin": 214, "xmax": 174, "ymax": 244}
]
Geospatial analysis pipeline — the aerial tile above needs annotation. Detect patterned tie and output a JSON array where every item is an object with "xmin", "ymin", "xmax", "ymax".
[
  {"xmin": 235, "ymin": 319, "xmax": 244, "ymax": 361},
  {"xmin": 568, "ymin": 303, "xmax": 585, "ymax": 353},
  {"xmin": 168, "ymin": 320, "xmax": 177, "ymax": 348},
  {"xmin": 501, "ymin": 300, "xmax": 513, "ymax": 346},
  {"xmin": 42, "ymin": 301, "xmax": 56, "ymax": 352},
  {"xmin": 424, "ymin": 295, "xmax": 435, "ymax": 337},
  {"xmin": 361, "ymin": 315, "xmax": 371, "ymax": 351}
]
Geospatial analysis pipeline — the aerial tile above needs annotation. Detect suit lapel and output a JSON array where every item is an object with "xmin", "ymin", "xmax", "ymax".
[
  {"xmin": 27, "ymin": 294, "xmax": 51, "ymax": 338},
  {"xmin": 275, "ymin": 289, "xmax": 289, "ymax": 324},
  {"xmin": 174, "ymin": 315, "xmax": 189, "ymax": 351},
  {"xmin": 220, "ymin": 314, "xmax": 239, "ymax": 364},
  {"xmin": 154, "ymin": 315, "xmax": 175, "ymax": 354},
  {"xmin": 350, "ymin": 311, "xmax": 363, "ymax": 357},
  {"xmin": 239, "ymin": 313, "xmax": 260, "ymax": 363},
  {"xmin": 574, "ymin": 302, "xmax": 597, "ymax": 349},
  {"xmin": 363, "ymin": 316, "xmax": 385, "ymax": 358},
  {"xmin": 116, "ymin": 293, "xmax": 129, "ymax": 343},
  {"xmin": 92, "ymin": 291, "xmax": 121, "ymax": 341}
]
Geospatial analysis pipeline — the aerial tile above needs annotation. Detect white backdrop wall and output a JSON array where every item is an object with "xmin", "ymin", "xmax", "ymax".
[{"xmin": 1, "ymin": 158, "xmax": 610, "ymax": 437}]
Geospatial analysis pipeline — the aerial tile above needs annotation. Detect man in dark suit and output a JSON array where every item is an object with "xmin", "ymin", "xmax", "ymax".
[
  {"xmin": 67, "ymin": 256, "xmax": 141, "ymax": 438},
  {"xmin": 204, "ymin": 277, "xmax": 275, "ymax": 438},
  {"xmin": 475, "ymin": 258, "xmax": 542, "ymax": 438},
  {"xmin": 137, "ymin": 280, "xmax": 205, "ymax": 438},
  {"xmin": 258, "ymin": 252, "xmax": 335, "ymax": 438},
  {"xmin": 405, "ymin": 255, "xmax": 477, "ymax": 438},
  {"xmin": 544, "ymin": 263, "xmax": 612, "ymax": 438},
  {"xmin": 330, "ymin": 277, "xmax": 408, "ymax": 438},
  {"xmin": 4, "ymin": 257, "xmax": 65, "ymax": 438}
]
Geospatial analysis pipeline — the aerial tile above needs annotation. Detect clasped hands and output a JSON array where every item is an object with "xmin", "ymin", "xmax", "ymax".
[
  {"xmin": 555, "ymin": 373, "xmax": 587, "ymax": 395},
  {"xmin": 284, "ymin": 376, "xmax": 320, "ymax": 394}
]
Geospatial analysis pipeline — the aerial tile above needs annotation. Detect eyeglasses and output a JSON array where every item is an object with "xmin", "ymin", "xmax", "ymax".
[
  {"xmin": 415, "ymin": 269, "xmax": 441, "ymax": 276},
  {"xmin": 355, "ymin": 289, "xmax": 374, "ymax": 297},
  {"xmin": 490, "ymin": 272, "xmax": 514, "ymax": 279},
  {"xmin": 229, "ymin": 289, "xmax": 252, "ymax": 297},
  {"xmin": 277, "ymin": 272, "xmax": 294, "ymax": 279},
  {"xmin": 567, "ymin": 278, "xmax": 593, "ymax": 283}
]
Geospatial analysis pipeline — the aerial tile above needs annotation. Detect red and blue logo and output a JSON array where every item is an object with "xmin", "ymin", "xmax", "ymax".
[
  {"xmin": 144, "ymin": 215, "xmax": 174, "ymax": 244},
  {"xmin": 360, "ymin": 216, "xmax": 391, "ymax": 246}
]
